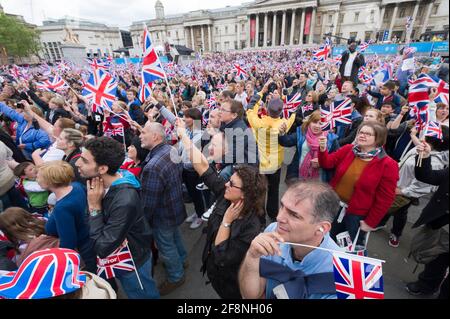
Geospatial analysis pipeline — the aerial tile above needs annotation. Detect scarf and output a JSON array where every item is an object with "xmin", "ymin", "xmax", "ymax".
[
  {"xmin": 352, "ymin": 145, "xmax": 383, "ymax": 159},
  {"xmin": 299, "ymin": 127, "xmax": 320, "ymax": 180}
]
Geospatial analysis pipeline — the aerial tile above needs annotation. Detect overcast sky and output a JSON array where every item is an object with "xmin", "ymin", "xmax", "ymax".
[{"xmin": 1, "ymin": 0, "xmax": 248, "ymax": 28}]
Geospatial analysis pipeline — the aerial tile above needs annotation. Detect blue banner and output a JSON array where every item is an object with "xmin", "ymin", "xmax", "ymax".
[
  {"xmin": 431, "ymin": 41, "xmax": 449, "ymax": 53},
  {"xmin": 114, "ymin": 58, "xmax": 142, "ymax": 64},
  {"xmin": 332, "ymin": 41, "xmax": 449, "ymax": 56}
]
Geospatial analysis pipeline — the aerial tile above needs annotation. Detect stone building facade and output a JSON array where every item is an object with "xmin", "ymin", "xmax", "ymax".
[{"xmin": 129, "ymin": 0, "xmax": 449, "ymax": 55}]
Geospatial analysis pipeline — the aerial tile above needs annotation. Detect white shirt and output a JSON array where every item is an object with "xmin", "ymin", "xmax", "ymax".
[
  {"xmin": 234, "ymin": 92, "xmax": 248, "ymax": 109},
  {"xmin": 42, "ymin": 142, "xmax": 65, "ymax": 162},
  {"xmin": 344, "ymin": 52, "xmax": 358, "ymax": 77}
]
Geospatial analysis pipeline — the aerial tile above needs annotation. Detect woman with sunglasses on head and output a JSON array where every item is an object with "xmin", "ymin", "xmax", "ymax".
[
  {"xmin": 318, "ymin": 122, "xmax": 399, "ymax": 245},
  {"xmin": 175, "ymin": 118, "xmax": 267, "ymax": 299}
]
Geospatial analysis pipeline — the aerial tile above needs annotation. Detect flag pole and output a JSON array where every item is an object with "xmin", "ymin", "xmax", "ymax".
[
  {"xmin": 282, "ymin": 241, "xmax": 385, "ymax": 263},
  {"xmin": 143, "ymin": 23, "xmax": 179, "ymax": 117},
  {"xmin": 125, "ymin": 241, "xmax": 144, "ymax": 290}
]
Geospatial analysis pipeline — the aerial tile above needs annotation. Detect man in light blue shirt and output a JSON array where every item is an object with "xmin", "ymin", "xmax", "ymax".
[{"xmin": 239, "ymin": 181, "xmax": 341, "ymax": 299}]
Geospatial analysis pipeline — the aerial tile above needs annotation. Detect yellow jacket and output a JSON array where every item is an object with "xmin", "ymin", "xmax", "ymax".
[{"xmin": 246, "ymin": 95, "xmax": 296, "ymax": 174}]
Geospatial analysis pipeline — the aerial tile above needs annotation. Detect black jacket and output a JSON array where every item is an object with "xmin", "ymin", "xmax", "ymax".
[
  {"xmin": 0, "ymin": 128, "xmax": 27, "ymax": 163},
  {"xmin": 89, "ymin": 182, "xmax": 153, "ymax": 268},
  {"xmin": 220, "ymin": 117, "xmax": 258, "ymax": 166},
  {"xmin": 339, "ymin": 51, "xmax": 365, "ymax": 83},
  {"xmin": 200, "ymin": 167, "xmax": 262, "ymax": 299},
  {"xmin": 0, "ymin": 241, "xmax": 17, "ymax": 271},
  {"xmin": 413, "ymin": 156, "xmax": 449, "ymax": 229}
]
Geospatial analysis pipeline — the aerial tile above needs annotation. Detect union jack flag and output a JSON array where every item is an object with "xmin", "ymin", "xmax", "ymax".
[
  {"xmin": 358, "ymin": 40, "xmax": 372, "ymax": 53},
  {"xmin": 333, "ymin": 55, "xmax": 342, "ymax": 66},
  {"xmin": 103, "ymin": 121, "xmax": 125, "ymax": 137},
  {"xmin": 313, "ymin": 38, "xmax": 331, "ymax": 62},
  {"xmin": 281, "ymin": 92, "xmax": 302, "ymax": 119},
  {"xmin": 234, "ymin": 64, "xmax": 248, "ymax": 79},
  {"xmin": 35, "ymin": 75, "xmax": 69, "ymax": 92},
  {"xmin": 142, "ymin": 24, "xmax": 166, "ymax": 86},
  {"xmin": 301, "ymin": 103, "xmax": 315, "ymax": 114},
  {"xmin": 9, "ymin": 65, "xmax": 23, "ymax": 79},
  {"xmin": 0, "ymin": 248, "xmax": 86, "ymax": 299},
  {"xmin": 370, "ymin": 62, "xmax": 393, "ymax": 86},
  {"xmin": 216, "ymin": 82, "xmax": 226, "ymax": 90},
  {"xmin": 87, "ymin": 58, "xmax": 110, "ymax": 71},
  {"xmin": 358, "ymin": 66, "xmax": 373, "ymax": 85},
  {"xmin": 403, "ymin": 46, "xmax": 417, "ymax": 56},
  {"xmin": 405, "ymin": 16, "xmax": 413, "ymax": 32},
  {"xmin": 82, "ymin": 69, "xmax": 118, "ymax": 112},
  {"xmin": 139, "ymin": 79, "xmax": 153, "ymax": 103},
  {"xmin": 408, "ymin": 74, "xmax": 439, "ymax": 109},
  {"xmin": 206, "ymin": 96, "xmax": 217, "ymax": 109},
  {"xmin": 424, "ymin": 121, "xmax": 443, "ymax": 140},
  {"xmin": 409, "ymin": 105, "xmax": 430, "ymax": 132},
  {"xmin": 332, "ymin": 251, "xmax": 384, "ymax": 299},
  {"xmin": 97, "ymin": 239, "xmax": 136, "ymax": 280},
  {"xmin": 56, "ymin": 61, "xmax": 72, "ymax": 73},
  {"xmin": 434, "ymin": 79, "xmax": 449, "ymax": 105},
  {"xmin": 320, "ymin": 98, "xmax": 353, "ymax": 131}
]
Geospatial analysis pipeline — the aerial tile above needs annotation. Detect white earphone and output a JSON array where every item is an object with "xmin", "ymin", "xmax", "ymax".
[{"xmin": 319, "ymin": 227, "xmax": 324, "ymax": 233}]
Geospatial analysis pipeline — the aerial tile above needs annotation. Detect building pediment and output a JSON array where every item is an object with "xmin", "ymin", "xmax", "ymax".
[
  {"xmin": 247, "ymin": 0, "xmax": 318, "ymax": 13},
  {"xmin": 249, "ymin": 0, "xmax": 317, "ymax": 8}
]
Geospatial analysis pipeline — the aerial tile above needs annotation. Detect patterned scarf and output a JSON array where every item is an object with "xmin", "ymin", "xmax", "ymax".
[
  {"xmin": 299, "ymin": 127, "xmax": 320, "ymax": 180},
  {"xmin": 352, "ymin": 145, "xmax": 383, "ymax": 159}
]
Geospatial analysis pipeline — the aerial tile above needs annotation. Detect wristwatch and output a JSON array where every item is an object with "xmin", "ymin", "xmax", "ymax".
[
  {"xmin": 221, "ymin": 222, "xmax": 231, "ymax": 228},
  {"xmin": 89, "ymin": 209, "xmax": 102, "ymax": 217}
]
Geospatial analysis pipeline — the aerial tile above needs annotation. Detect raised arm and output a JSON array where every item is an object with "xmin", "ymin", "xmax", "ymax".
[{"xmin": 175, "ymin": 118, "xmax": 209, "ymax": 176}]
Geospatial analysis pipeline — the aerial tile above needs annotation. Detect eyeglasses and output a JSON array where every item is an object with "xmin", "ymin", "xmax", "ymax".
[
  {"xmin": 228, "ymin": 180, "xmax": 243, "ymax": 190},
  {"xmin": 358, "ymin": 131, "xmax": 375, "ymax": 137}
]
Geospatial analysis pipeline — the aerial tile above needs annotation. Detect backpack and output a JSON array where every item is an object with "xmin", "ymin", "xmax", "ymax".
[{"xmin": 409, "ymin": 225, "xmax": 449, "ymax": 267}]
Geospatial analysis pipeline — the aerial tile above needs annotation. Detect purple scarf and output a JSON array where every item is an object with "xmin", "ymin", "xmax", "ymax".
[{"xmin": 299, "ymin": 127, "xmax": 320, "ymax": 180}]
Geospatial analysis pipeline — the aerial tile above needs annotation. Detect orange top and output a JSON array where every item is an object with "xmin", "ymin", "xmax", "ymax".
[{"xmin": 334, "ymin": 157, "xmax": 370, "ymax": 203}]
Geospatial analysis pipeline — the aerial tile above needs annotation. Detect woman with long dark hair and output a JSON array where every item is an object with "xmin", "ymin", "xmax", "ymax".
[{"xmin": 176, "ymin": 118, "xmax": 268, "ymax": 299}]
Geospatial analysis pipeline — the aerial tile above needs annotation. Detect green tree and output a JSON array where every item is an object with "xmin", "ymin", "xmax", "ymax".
[{"xmin": 0, "ymin": 13, "xmax": 40, "ymax": 58}]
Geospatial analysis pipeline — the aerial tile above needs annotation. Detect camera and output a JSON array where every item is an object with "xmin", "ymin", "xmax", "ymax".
[
  {"xmin": 282, "ymin": 88, "xmax": 289, "ymax": 96},
  {"xmin": 15, "ymin": 102, "xmax": 24, "ymax": 109}
]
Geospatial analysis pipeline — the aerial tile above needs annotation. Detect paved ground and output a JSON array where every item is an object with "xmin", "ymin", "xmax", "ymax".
[{"xmin": 123, "ymin": 166, "xmax": 437, "ymax": 299}]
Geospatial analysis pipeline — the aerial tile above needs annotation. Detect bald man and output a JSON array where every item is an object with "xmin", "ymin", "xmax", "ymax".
[{"xmin": 140, "ymin": 121, "xmax": 188, "ymax": 295}]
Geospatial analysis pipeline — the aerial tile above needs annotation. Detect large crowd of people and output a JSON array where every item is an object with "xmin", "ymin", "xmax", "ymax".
[{"xmin": 0, "ymin": 38, "xmax": 448, "ymax": 299}]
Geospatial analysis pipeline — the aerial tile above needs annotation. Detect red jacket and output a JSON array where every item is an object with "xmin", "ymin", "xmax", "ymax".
[{"xmin": 319, "ymin": 144, "xmax": 399, "ymax": 228}]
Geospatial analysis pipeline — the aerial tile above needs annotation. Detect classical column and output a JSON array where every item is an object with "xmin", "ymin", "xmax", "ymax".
[
  {"xmin": 184, "ymin": 28, "xmax": 189, "ymax": 47},
  {"xmin": 208, "ymin": 25, "xmax": 213, "ymax": 51},
  {"xmin": 272, "ymin": 12, "xmax": 278, "ymax": 46},
  {"xmin": 406, "ymin": 1, "xmax": 420, "ymax": 43},
  {"xmin": 255, "ymin": 13, "xmax": 260, "ymax": 47},
  {"xmin": 201, "ymin": 25, "xmax": 205, "ymax": 51},
  {"xmin": 247, "ymin": 17, "xmax": 252, "ymax": 49},
  {"xmin": 388, "ymin": 4, "xmax": 398, "ymax": 41},
  {"xmin": 190, "ymin": 26, "xmax": 195, "ymax": 51},
  {"xmin": 309, "ymin": 7, "xmax": 316, "ymax": 44},
  {"xmin": 299, "ymin": 9, "xmax": 305, "ymax": 45},
  {"xmin": 263, "ymin": 13, "xmax": 268, "ymax": 47},
  {"xmin": 237, "ymin": 21, "xmax": 241, "ymax": 49},
  {"xmin": 281, "ymin": 10, "xmax": 287, "ymax": 45},
  {"xmin": 332, "ymin": 10, "xmax": 339, "ymax": 35},
  {"xmin": 290, "ymin": 10, "xmax": 296, "ymax": 45},
  {"xmin": 421, "ymin": 1, "xmax": 434, "ymax": 36},
  {"xmin": 374, "ymin": 6, "xmax": 384, "ymax": 38}
]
